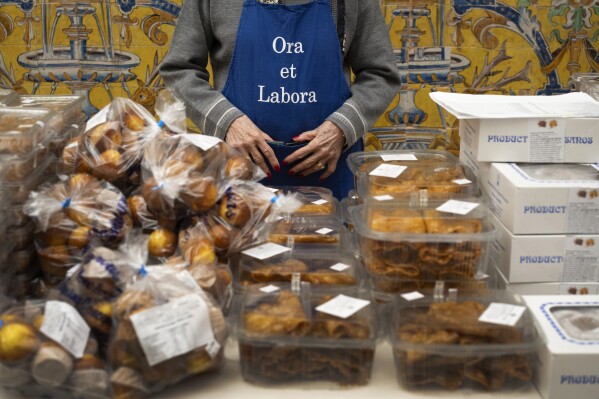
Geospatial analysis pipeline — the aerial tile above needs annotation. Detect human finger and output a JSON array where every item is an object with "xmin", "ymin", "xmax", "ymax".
[
  {"xmin": 248, "ymin": 146, "xmax": 271, "ymax": 177},
  {"xmin": 256, "ymin": 139, "xmax": 280, "ymax": 172},
  {"xmin": 289, "ymin": 152, "xmax": 323, "ymax": 176},
  {"xmin": 299, "ymin": 159, "xmax": 327, "ymax": 178},
  {"xmin": 292, "ymin": 130, "xmax": 317, "ymax": 142},
  {"xmin": 319, "ymin": 156, "xmax": 338, "ymax": 180}
]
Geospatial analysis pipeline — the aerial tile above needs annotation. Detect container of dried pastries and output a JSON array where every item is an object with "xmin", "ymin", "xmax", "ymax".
[
  {"xmin": 2, "ymin": 155, "xmax": 54, "ymax": 204},
  {"xmin": 0, "ymin": 138, "xmax": 53, "ymax": 183},
  {"xmin": 350, "ymin": 195, "xmax": 495, "ymax": 294},
  {"xmin": 236, "ymin": 244, "xmax": 359, "ymax": 291},
  {"xmin": 14, "ymin": 95, "xmax": 85, "ymax": 132},
  {"xmin": 269, "ymin": 186, "xmax": 342, "ymax": 218},
  {"xmin": 388, "ymin": 287, "xmax": 542, "ymax": 391},
  {"xmin": 347, "ymin": 150, "xmax": 478, "ymax": 200},
  {"xmin": 266, "ymin": 216, "xmax": 353, "ymax": 250},
  {"xmin": 238, "ymin": 284, "xmax": 376, "ymax": 386},
  {"xmin": 49, "ymin": 114, "xmax": 86, "ymax": 156},
  {"xmin": 0, "ymin": 88, "xmax": 20, "ymax": 106},
  {"xmin": 0, "ymin": 108, "xmax": 57, "ymax": 156}
]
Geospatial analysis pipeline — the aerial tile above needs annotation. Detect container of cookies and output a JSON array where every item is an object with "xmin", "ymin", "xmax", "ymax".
[
  {"xmin": 238, "ymin": 285, "xmax": 376, "ymax": 386},
  {"xmin": 236, "ymin": 246, "xmax": 359, "ymax": 291},
  {"xmin": 0, "ymin": 108, "xmax": 57, "ymax": 156},
  {"xmin": 389, "ymin": 288, "xmax": 541, "ymax": 391},
  {"xmin": 15, "ymin": 95, "xmax": 85, "ymax": 132},
  {"xmin": 1, "ymin": 155, "xmax": 54, "ymax": 204},
  {"xmin": 347, "ymin": 150, "xmax": 478, "ymax": 200},
  {"xmin": 266, "ymin": 216, "xmax": 352, "ymax": 251},
  {"xmin": 351, "ymin": 195, "xmax": 495, "ymax": 294},
  {"xmin": 0, "ymin": 88, "xmax": 20, "ymax": 106},
  {"xmin": 271, "ymin": 186, "xmax": 342, "ymax": 218}
]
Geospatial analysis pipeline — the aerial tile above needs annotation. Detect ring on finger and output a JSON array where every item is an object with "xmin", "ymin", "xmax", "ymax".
[{"xmin": 316, "ymin": 161, "xmax": 325, "ymax": 170}]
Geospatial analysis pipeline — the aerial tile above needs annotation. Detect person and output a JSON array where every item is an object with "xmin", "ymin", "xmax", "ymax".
[{"xmin": 160, "ymin": 0, "xmax": 400, "ymax": 199}]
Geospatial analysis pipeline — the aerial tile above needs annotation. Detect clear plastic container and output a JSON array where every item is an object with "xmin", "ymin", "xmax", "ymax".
[
  {"xmin": 15, "ymin": 95, "xmax": 85, "ymax": 131},
  {"xmin": 347, "ymin": 150, "xmax": 478, "ymax": 199},
  {"xmin": 271, "ymin": 186, "xmax": 342, "ymax": 218},
  {"xmin": 49, "ymin": 114, "xmax": 86, "ymax": 155},
  {"xmin": 6, "ymin": 202, "xmax": 31, "ymax": 227},
  {"xmin": 1, "ymin": 155, "xmax": 54, "ymax": 204},
  {"xmin": 0, "ymin": 88, "xmax": 20, "ymax": 106},
  {"xmin": 0, "ymin": 138, "xmax": 53, "ymax": 182},
  {"xmin": 0, "ymin": 108, "xmax": 56, "ymax": 156},
  {"xmin": 350, "ymin": 196, "xmax": 495, "ymax": 294},
  {"xmin": 13, "ymin": 244, "xmax": 35, "ymax": 274},
  {"xmin": 237, "ymin": 248, "xmax": 359, "ymax": 290},
  {"xmin": 266, "ymin": 216, "xmax": 352, "ymax": 250},
  {"xmin": 389, "ymin": 288, "xmax": 542, "ymax": 391},
  {"xmin": 569, "ymin": 73, "xmax": 599, "ymax": 101},
  {"xmin": 238, "ymin": 285, "xmax": 376, "ymax": 386}
]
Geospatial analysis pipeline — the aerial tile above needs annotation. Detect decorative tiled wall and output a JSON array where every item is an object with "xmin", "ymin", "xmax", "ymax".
[{"xmin": 0, "ymin": 0, "xmax": 597, "ymax": 145}]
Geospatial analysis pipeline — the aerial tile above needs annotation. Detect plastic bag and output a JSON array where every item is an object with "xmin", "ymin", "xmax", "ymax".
[
  {"xmin": 24, "ymin": 173, "xmax": 132, "ymax": 281},
  {"xmin": 0, "ymin": 300, "xmax": 111, "ymax": 399},
  {"xmin": 107, "ymin": 267, "xmax": 227, "ymax": 397}
]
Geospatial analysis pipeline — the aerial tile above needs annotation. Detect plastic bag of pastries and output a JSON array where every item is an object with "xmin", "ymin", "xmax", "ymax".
[
  {"xmin": 0, "ymin": 299, "xmax": 111, "ymax": 398},
  {"xmin": 23, "ymin": 173, "xmax": 133, "ymax": 281},
  {"xmin": 107, "ymin": 267, "xmax": 228, "ymax": 398},
  {"xmin": 217, "ymin": 181, "xmax": 302, "ymax": 253}
]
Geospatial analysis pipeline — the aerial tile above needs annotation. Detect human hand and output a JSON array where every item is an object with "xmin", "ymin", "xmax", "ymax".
[
  {"xmin": 283, "ymin": 121, "xmax": 346, "ymax": 180},
  {"xmin": 225, "ymin": 116, "xmax": 280, "ymax": 176}
]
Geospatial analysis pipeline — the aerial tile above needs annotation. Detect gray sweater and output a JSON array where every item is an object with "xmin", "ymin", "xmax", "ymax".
[{"xmin": 159, "ymin": 0, "xmax": 400, "ymax": 148}]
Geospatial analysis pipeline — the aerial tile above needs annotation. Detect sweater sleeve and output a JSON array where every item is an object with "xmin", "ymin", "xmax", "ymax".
[
  {"xmin": 158, "ymin": 0, "xmax": 243, "ymax": 138},
  {"xmin": 326, "ymin": 0, "xmax": 400, "ymax": 148}
]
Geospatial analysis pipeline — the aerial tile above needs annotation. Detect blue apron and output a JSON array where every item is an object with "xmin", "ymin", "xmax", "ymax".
[{"xmin": 221, "ymin": 0, "xmax": 361, "ymax": 199}]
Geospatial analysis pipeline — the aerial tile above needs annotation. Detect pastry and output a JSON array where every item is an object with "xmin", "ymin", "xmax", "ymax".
[
  {"xmin": 224, "ymin": 155, "xmax": 253, "ymax": 180},
  {"xmin": 181, "ymin": 176, "xmax": 218, "ymax": 213},
  {"xmin": 148, "ymin": 228, "xmax": 177, "ymax": 258},
  {"xmin": 31, "ymin": 342, "xmax": 74, "ymax": 387},
  {"xmin": 219, "ymin": 190, "xmax": 251, "ymax": 227},
  {"xmin": 187, "ymin": 237, "xmax": 217, "ymax": 266},
  {"xmin": 68, "ymin": 226, "xmax": 91, "ymax": 249},
  {"xmin": 68, "ymin": 354, "xmax": 110, "ymax": 399},
  {"xmin": 111, "ymin": 367, "xmax": 149, "ymax": 399},
  {"xmin": 81, "ymin": 302, "xmax": 113, "ymax": 335},
  {"xmin": 0, "ymin": 321, "xmax": 38, "ymax": 362}
]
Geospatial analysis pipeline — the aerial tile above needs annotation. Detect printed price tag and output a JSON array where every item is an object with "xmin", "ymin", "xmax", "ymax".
[
  {"xmin": 373, "ymin": 195, "xmax": 394, "ymax": 201},
  {"xmin": 452, "ymin": 179, "xmax": 472, "ymax": 185},
  {"xmin": 183, "ymin": 133, "xmax": 222, "ymax": 151},
  {"xmin": 41, "ymin": 301, "xmax": 90, "ymax": 359},
  {"xmin": 242, "ymin": 243, "xmax": 291, "ymax": 260},
  {"xmin": 315, "ymin": 228, "xmax": 333, "ymax": 235},
  {"xmin": 316, "ymin": 295, "xmax": 370, "ymax": 319},
  {"xmin": 130, "ymin": 294, "xmax": 215, "ymax": 366},
  {"xmin": 369, "ymin": 164, "xmax": 407, "ymax": 179},
  {"xmin": 266, "ymin": 187, "xmax": 279, "ymax": 193},
  {"xmin": 260, "ymin": 285, "xmax": 281, "ymax": 294},
  {"xmin": 436, "ymin": 199, "xmax": 480, "ymax": 215},
  {"xmin": 380, "ymin": 153, "xmax": 418, "ymax": 162},
  {"xmin": 330, "ymin": 263, "xmax": 350, "ymax": 272},
  {"xmin": 401, "ymin": 291, "xmax": 425, "ymax": 301},
  {"xmin": 205, "ymin": 340, "xmax": 221, "ymax": 359},
  {"xmin": 478, "ymin": 303, "xmax": 526, "ymax": 326},
  {"xmin": 311, "ymin": 199, "xmax": 329, "ymax": 206}
]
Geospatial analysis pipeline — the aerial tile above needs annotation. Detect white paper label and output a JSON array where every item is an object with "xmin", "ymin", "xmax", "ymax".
[
  {"xmin": 130, "ymin": 294, "xmax": 215, "ymax": 367},
  {"xmin": 561, "ymin": 236, "xmax": 599, "ymax": 282},
  {"xmin": 566, "ymin": 188, "xmax": 599, "ymax": 234},
  {"xmin": 452, "ymin": 178, "xmax": 472, "ymax": 185},
  {"xmin": 401, "ymin": 291, "xmax": 425, "ymax": 301},
  {"xmin": 436, "ymin": 199, "xmax": 480, "ymax": 215},
  {"xmin": 369, "ymin": 163, "xmax": 407, "ymax": 179},
  {"xmin": 478, "ymin": 303, "xmax": 526, "ymax": 326},
  {"xmin": 260, "ymin": 285, "xmax": 281, "ymax": 293},
  {"xmin": 66, "ymin": 264, "xmax": 81, "ymax": 278},
  {"xmin": 183, "ymin": 133, "xmax": 222, "ymax": 151},
  {"xmin": 315, "ymin": 295, "xmax": 370, "ymax": 319},
  {"xmin": 330, "ymin": 263, "xmax": 350, "ymax": 272},
  {"xmin": 41, "ymin": 301, "xmax": 90, "ymax": 359},
  {"xmin": 205, "ymin": 340, "xmax": 221, "ymax": 359},
  {"xmin": 528, "ymin": 118, "xmax": 565, "ymax": 163},
  {"xmin": 374, "ymin": 194, "xmax": 394, "ymax": 201},
  {"xmin": 242, "ymin": 242, "xmax": 291, "ymax": 260},
  {"xmin": 380, "ymin": 153, "xmax": 418, "ymax": 162},
  {"xmin": 315, "ymin": 228, "xmax": 333, "ymax": 235},
  {"xmin": 266, "ymin": 187, "xmax": 279, "ymax": 193},
  {"xmin": 311, "ymin": 199, "xmax": 328, "ymax": 206}
]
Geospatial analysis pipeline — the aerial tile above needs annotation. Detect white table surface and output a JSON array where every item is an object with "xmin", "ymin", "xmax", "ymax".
[{"xmin": 0, "ymin": 340, "xmax": 543, "ymax": 399}]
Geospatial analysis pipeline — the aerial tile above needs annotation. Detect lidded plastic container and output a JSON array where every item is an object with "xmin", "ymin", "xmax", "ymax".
[
  {"xmin": 16, "ymin": 95, "xmax": 85, "ymax": 131},
  {"xmin": 351, "ymin": 194, "xmax": 495, "ymax": 293},
  {"xmin": 237, "ymin": 244, "xmax": 359, "ymax": 290},
  {"xmin": 266, "ymin": 216, "xmax": 352, "ymax": 250},
  {"xmin": 1, "ymin": 155, "xmax": 54, "ymax": 203},
  {"xmin": 347, "ymin": 150, "xmax": 478, "ymax": 199},
  {"xmin": 270, "ymin": 186, "xmax": 341, "ymax": 218},
  {"xmin": 569, "ymin": 73, "xmax": 599, "ymax": 101},
  {"xmin": 388, "ymin": 286, "xmax": 541, "ymax": 391},
  {"xmin": 238, "ymin": 284, "xmax": 376, "ymax": 386},
  {"xmin": 0, "ymin": 108, "xmax": 57, "ymax": 156},
  {"xmin": 0, "ymin": 88, "xmax": 20, "ymax": 106}
]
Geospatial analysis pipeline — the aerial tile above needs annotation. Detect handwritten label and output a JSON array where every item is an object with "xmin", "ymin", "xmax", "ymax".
[{"xmin": 316, "ymin": 295, "xmax": 370, "ymax": 319}]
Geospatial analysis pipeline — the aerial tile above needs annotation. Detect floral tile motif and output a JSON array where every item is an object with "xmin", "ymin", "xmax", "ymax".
[{"xmin": 0, "ymin": 0, "xmax": 596, "ymax": 146}]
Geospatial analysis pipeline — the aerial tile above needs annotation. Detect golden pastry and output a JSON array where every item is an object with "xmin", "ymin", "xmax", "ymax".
[
  {"xmin": 0, "ymin": 321, "xmax": 38, "ymax": 362},
  {"xmin": 219, "ymin": 190, "xmax": 251, "ymax": 227},
  {"xmin": 148, "ymin": 228, "xmax": 177, "ymax": 258},
  {"xmin": 181, "ymin": 176, "xmax": 218, "ymax": 213},
  {"xmin": 68, "ymin": 226, "xmax": 91, "ymax": 249},
  {"xmin": 224, "ymin": 155, "xmax": 253, "ymax": 180}
]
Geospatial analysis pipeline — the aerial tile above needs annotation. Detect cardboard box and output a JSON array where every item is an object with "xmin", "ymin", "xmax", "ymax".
[
  {"xmin": 523, "ymin": 296, "xmax": 599, "ymax": 399},
  {"xmin": 459, "ymin": 131, "xmax": 492, "ymax": 194},
  {"xmin": 489, "ymin": 213, "xmax": 599, "ymax": 283},
  {"xmin": 485, "ymin": 162, "xmax": 599, "ymax": 234},
  {"xmin": 459, "ymin": 117, "xmax": 599, "ymax": 163},
  {"xmin": 509, "ymin": 282, "xmax": 599, "ymax": 296}
]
